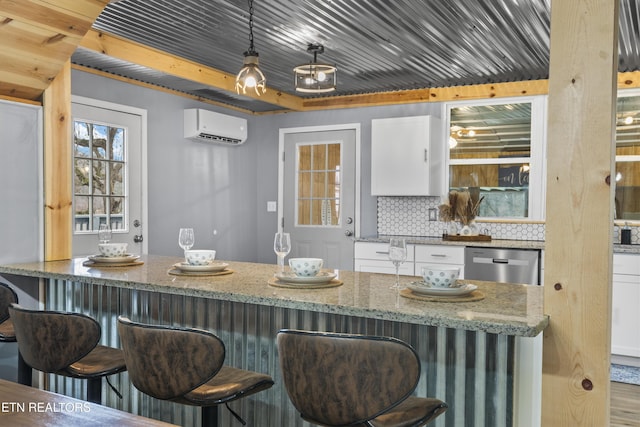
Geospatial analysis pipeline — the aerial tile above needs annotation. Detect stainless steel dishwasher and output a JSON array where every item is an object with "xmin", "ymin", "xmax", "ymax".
[{"xmin": 464, "ymin": 247, "xmax": 541, "ymax": 285}]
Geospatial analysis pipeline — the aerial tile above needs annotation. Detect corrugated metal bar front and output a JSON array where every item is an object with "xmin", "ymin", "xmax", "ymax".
[{"xmin": 45, "ymin": 279, "xmax": 514, "ymax": 426}]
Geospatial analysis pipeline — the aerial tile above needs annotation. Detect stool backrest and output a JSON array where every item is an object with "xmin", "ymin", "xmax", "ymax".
[
  {"xmin": 9, "ymin": 304, "xmax": 101, "ymax": 372},
  {"xmin": 0, "ymin": 284, "xmax": 18, "ymax": 322},
  {"xmin": 117, "ymin": 316, "xmax": 226, "ymax": 400},
  {"xmin": 277, "ymin": 329, "xmax": 421, "ymax": 426}
]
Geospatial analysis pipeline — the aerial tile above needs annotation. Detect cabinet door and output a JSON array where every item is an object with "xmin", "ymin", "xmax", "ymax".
[
  {"xmin": 611, "ymin": 273, "xmax": 640, "ymax": 357},
  {"xmin": 354, "ymin": 242, "xmax": 414, "ymax": 275},
  {"xmin": 371, "ymin": 115, "xmax": 443, "ymax": 196},
  {"xmin": 354, "ymin": 259, "xmax": 414, "ymax": 275}
]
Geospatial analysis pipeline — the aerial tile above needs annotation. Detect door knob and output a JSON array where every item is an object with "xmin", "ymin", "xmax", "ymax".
[
  {"xmin": 134, "ymin": 235, "xmax": 143, "ymax": 243},
  {"xmin": 345, "ymin": 230, "xmax": 353, "ymax": 237}
]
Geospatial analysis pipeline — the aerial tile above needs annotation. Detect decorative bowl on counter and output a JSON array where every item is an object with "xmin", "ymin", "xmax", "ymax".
[
  {"xmin": 98, "ymin": 243, "xmax": 128, "ymax": 257},
  {"xmin": 185, "ymin": 250, "xmax": 216, "ymax": 265},
  {"xmin": 421, "ymin": 265, "xmax": 460, "ymax": 288},
  {"xmin": 289, "ymin": 258, "xmax": 323, "ymax": 277}
]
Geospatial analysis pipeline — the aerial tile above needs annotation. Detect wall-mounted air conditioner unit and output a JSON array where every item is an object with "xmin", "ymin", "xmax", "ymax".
[{"xmin": 183, "ymin": 108, "xmax": 248, "ymax": 145}]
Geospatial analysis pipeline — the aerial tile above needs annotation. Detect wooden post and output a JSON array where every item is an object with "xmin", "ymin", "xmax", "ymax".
[
  {"xmin": 43, "ymin": 60, "xmax": 72, "ymax": 261},
  {"xmin": 543, "ymin": 0, "xmax": 618, "ymax": 425}
]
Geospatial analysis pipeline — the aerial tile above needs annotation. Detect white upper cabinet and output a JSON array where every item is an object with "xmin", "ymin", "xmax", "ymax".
[{"xmin": 371, "ymin": 115, "xmax": 444, "ymax": 196}]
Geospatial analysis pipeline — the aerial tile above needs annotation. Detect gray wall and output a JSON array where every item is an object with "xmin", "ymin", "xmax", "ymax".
[
  {"xmin": 0, "ymin": 100, "xmax": 42, "ymax": 381},
  {"xmin": 72, "ymin": 70, "xmax": 443, "ymax": 263}
]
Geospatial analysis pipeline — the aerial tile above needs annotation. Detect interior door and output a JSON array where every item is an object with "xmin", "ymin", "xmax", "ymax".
[
  {"xmin": 71, "ymin": 99, "xmax": 146, "ymax": 256},
  {"xmin": 283, "ymin": 129, "xmax": 356, "ymax": 270}
]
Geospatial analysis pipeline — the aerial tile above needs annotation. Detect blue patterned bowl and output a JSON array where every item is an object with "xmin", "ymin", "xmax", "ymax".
[
  {"xmin": 185, "ymin": 250, "xmax": 216, "ymax": 266},
  {"xmin": 289, "ymin": 258, "xmax": 323, "ymax": 277},
  {"xmin": 421, "ymin": 266, "xmax": 460, "ymax": 288}
]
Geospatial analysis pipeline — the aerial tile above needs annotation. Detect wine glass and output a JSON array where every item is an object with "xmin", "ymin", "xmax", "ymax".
[
  {"xmin": 178, "ymin": 228, "xmax": 195, "ymax": 259},
  {"xmin": 388, "ymin": 238, "xmax": 407, "ymax": 289},
  {"xmin": 98, "ymin": 223, "xmax": 112, "ymax": 244},
  {"xmin": 273, "ymin": 232, "xmax": 291, "ymax": 275}
]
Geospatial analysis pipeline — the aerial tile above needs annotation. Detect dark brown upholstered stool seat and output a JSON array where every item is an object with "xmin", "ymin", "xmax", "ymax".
[
  {"xmin": 117, "ymin": 316, "xmax": 274, "ymax": 427},
  {"xmin": 9, "ymin": 303, "xmax": 127, "ymax": 404},
  {"xmin": 277, "ymin": 329, "xmax": 448, "ymax": 427},
  {"xmin": 0, "ymin": 283, "xmax": 18, "ymax": 342}
]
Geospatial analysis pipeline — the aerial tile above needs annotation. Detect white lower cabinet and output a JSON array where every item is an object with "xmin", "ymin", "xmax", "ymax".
[
  {"xmin": 414, "ymin": 244, "xmax": 465, "ymax": 279},
  {"xmin": 354, "ymin": 242, "xmax": 465, "ymax": 278},
  {"xmin": 354, "ymin": 242, "xmax": 414, "ymax": 275},
  {"xmin": 612, "ymin": 253, "xmax": 640, "ymax": 358}
]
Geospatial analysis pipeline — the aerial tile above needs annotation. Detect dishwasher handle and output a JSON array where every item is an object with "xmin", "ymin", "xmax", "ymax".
[{"xmin": 492, "ymin": 258, "xmax": 509, "ymax": 264}]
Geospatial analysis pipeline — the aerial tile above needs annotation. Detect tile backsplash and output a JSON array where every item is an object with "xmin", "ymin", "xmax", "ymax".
[{"xmin": 377, "ymin": 196, "xmax": 640, "ymax": 244}]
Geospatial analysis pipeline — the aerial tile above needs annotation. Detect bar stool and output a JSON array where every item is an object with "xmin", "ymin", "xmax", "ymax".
[
  {"xmin": 8, "ymin": 303, "xmax": 127, "ymax": 403},
  {"xmin": 117, "ymin": 316, "xmax": 274, "ymax": 427},
  {"xmin": 0, "ymin": 283, "xmax": 17, "ymax": 342},
  {"xmin": 277, "ymin": 329, "xmax": 448, "ymax": 427}
]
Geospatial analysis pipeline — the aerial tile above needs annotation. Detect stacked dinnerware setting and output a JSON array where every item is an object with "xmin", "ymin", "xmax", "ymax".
[
  {"xmin": 406, "ymin": 266, "xmax": 477, "ymax": 297},
  {"xmin": 173, "ymin": 249, "xmax": 229, "ymax": 273},
  {"xmin": 274, "ymin": 258, "xmax": 337, "ymax": 285},
  {"xmin": 87, "ymin": 242, "xmax": 140, "ymax": 265}
]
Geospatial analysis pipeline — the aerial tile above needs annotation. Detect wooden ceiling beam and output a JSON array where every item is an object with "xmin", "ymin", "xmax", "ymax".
[
  {"xmin": 79, "ymin": 29, "xmax": 305, "ymax": 111},
  {"xmin": 0, "ymin": 0, "xmax": 107, "ymax": 101}
]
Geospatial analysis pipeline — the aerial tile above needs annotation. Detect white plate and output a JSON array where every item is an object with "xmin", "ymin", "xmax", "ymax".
[
  {"xmin": 87, "ymin": 254, "xmax": 140, "ymax": 264},
  {"xmin": 275, "ymin": 271, "xmax": 337, "ymax": 285},
  {"xmin": 406, "ymin": 281, "xmax": 478, "ymax": 297},
  {"xmin": 174, "ymin": 262, "xmax": 229, "ymax": 272}
]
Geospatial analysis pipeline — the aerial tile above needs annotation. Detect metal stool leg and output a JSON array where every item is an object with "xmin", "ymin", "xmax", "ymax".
[
  {"xmin": 202, "ymin": 405, "xmax": 218, "ymax": 427},
  {"xmin": 86, "ymin": 378, "xmax": 102, "ymax": 404}
]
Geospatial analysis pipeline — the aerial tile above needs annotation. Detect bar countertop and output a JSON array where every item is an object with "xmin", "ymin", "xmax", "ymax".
[{"xmin": 0, "ymin": 255, "xmax": 548, "ymax": 337}]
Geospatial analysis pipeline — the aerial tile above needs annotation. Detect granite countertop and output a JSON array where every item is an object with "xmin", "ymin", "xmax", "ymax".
[
  {"xmin": 0, "ymin": 255, "xmax": 548, "ymax": 337},
  {"xmin": 357, "ymin": 235, "xmax": 640, "ymax": 254}
]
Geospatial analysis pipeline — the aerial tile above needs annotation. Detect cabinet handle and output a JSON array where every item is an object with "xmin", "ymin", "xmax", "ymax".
[
  {"xmin": 376, "ymin": 251, "xmax": 390, "ymax": 255},
  {"xmin": 431, "ymin": 254, "xmax": 447, "ymax": 258},
  {"xmin": 424, "ymin": 149, "xmax": 428, "ymax": 162}
]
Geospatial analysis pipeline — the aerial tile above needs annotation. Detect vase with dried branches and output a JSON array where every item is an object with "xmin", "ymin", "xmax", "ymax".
[{"xmin": 438, "ymin": 190, "xmax": 484, "ymax": 235}]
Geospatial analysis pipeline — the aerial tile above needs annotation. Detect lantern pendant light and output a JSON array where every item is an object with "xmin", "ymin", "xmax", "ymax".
[
  {"xmin": 293, "ymin": 43, "xmax": 337, "ymax": 93},
  {"xmin": 235, "ymin": 0, "xmax": 266, "ymax": 96}
]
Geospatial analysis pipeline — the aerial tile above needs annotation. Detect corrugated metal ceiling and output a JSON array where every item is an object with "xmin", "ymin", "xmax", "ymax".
[{"xmin": 71, "ymin": 0, "xmax": 640, "ymax": 112}]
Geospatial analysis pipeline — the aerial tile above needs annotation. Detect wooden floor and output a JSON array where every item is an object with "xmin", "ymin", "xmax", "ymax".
[{"xmin": 611, "ymin": 381, "xmax": 640, "ymax": 427}]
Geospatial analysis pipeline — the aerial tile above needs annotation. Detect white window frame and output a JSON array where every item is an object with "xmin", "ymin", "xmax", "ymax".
[{"xmin": 442, "ymin": 95, "xmax": 548, "ymax": 221}]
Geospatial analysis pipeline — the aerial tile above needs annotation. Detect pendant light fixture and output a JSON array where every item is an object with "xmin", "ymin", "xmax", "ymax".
[
  {"xmin": 235, "ymin": 0, "xmax": 266, "ymax": 96},
  {"xmin": 293, "ymin": 44, "xmax": 337, "ymax": 93}
]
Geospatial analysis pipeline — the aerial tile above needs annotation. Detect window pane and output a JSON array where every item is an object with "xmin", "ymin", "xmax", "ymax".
[
  {"xmin": 298, "ymin": 145, "xmax": 312, "ymax": 171},
  {"xmin": 616, "ymin": 95, "xmax": 640, "ymax": 220},
  {"xmin": 74, "ymin": 159, "xmax": 91, "ymax": 194},
  {"xmin": 92, "ymin": 196, "xmax": 107, "ymax": 230},
  {"xmin": 450, "ymin": 103, "xmax": 532, "ymax": 159},
  {"xmin": 111, "ymin": 128, "xmax": 125, "ymax": 161},
  {"xmin": 110, "ymin": 162, "xmax": 124, "ymax": 196},
  {"xmin": 74, "ymin": 196, "xmax": 90, "ymax": 231},
  {"xmin": 298, "ymin": 172, "xmax": 311, "ymax": 199},
  {"xmin": 111, "ymin": 197, "xmax": 125, "ymax": 230},
  {"xmin": 327, "ymin": 143, "xmax": 340, "ymax": 171},
  {"xmin": 93, "ymin": 161, "xmax": 107, "ymax": 195},
  {"xmin": 74, "ymin": 122, "xmax": 90, "ymax": 158},
  {"xmin": 451, "ymin": 163, "xmax": 530, "ymax": 218},
  {"xmin": 92, "ymin": 124, "xmax": 108, "ymax": 159},
  {"xmin": 312, "ymin": 172, "xmax": 327, "ymax": 198},
  {"xmin": 615, "ymin": 161, "xmax": 640, "ymax": 220},
  {"xmin": 312, "ymin": 144, "xmax": 326, "ymax": 170}
]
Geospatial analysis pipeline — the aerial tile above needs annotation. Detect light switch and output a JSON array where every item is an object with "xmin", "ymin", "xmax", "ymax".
[{"xmin": 267, "ymin": 201, "xmax": 277, "ymax": 212}]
